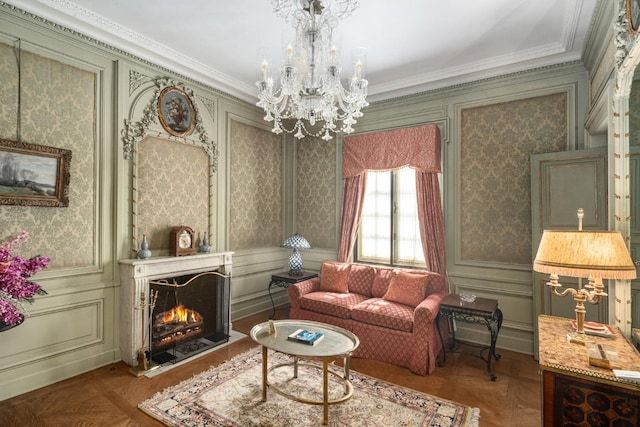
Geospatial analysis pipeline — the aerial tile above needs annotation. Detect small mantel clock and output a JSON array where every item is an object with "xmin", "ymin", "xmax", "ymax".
[{"xmin": 169, "ymin": 226, "xmax": 196, "ymax": 256}]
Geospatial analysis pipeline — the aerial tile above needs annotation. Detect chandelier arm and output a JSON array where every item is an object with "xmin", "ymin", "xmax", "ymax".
[
  {"xmin": 335, "ymin": 84, "xmax": 367, "ymax": 111},
  {"xmin": 258, "ymin": 90, "xmax": 286, "ymax": 108}
]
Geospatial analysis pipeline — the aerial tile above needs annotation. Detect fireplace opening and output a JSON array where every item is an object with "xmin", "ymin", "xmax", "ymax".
[{"xmin": 149, "ymin": 271, "xmax": 229, "ymax": 365}]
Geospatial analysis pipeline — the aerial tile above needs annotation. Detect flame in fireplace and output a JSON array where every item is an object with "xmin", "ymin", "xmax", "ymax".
[
  {"xmin": 162, "ymin": 305, "xmax": 202, "ymax": 324},
  {"xmin": 152, "ymin": 304, "xmax": 205, "ymax": 352}
]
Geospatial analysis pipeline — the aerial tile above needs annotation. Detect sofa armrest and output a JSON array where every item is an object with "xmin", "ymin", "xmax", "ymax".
[
  {"xmin": 413, "ymin": 293, "xmax": 444, "ymax": 333},
  {"xmin": 287, "ymin": 277, "xmax": 320, "ymax": 310}
]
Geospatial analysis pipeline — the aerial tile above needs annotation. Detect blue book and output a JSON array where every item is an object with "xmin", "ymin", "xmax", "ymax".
[{"xmin": 287, "ymin": 328, "xmax": 324, "ymax": 345}]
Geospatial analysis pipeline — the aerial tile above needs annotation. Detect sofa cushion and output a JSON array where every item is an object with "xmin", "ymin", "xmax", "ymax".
[
  {"xmin": 351, "ymin": 298, "xmax": 414, "ymax": 332},
  {"xmin": 382, "ymin": 271, "xmax": 430, "ymax": 308},
  {"xmin": 371, "ymin": 268, "xmax": 394, "ymax": 298},
  {"xmin": 299, "ymin": 292, "xmax": 369, "ymax": 319},
  {"xmin": 347, "ymin": 264, "xmax": 376, "ymax": 296},
  {"xmin": 319, "ymin": 262, "xmax": 351, "ymax": 293}
]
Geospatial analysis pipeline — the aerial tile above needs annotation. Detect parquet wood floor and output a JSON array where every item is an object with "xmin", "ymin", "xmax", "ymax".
[{"xmin": 0, "ymin": 309, "xmax": 541, "ymax": 426}]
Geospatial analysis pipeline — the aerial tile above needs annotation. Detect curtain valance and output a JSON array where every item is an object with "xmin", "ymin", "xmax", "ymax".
[{"xmin": 342, "ymin": 124, "xmax": 441, "ymax": 178}]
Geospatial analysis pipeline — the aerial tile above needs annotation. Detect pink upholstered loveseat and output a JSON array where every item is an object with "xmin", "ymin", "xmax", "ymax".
[{"xmin": 288, "ymin": 260, "xmax": 448, "ymax": 375}]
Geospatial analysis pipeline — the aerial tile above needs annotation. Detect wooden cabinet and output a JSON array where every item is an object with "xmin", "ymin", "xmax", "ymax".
[{"xmin": 538, "ymin": 315, "xmax": 640, "ymax": 426}]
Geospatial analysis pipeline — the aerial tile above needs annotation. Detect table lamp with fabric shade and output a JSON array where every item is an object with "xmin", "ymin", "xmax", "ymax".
[{"xmin": 533, "ymin": 228, "xmax": 636, "ymax": 344}]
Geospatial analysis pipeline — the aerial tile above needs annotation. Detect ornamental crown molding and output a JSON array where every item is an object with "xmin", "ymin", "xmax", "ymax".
[
  {"xmin": 0, "ymin": 1, "xmax": 248, "ymax": 105},
  {"xmin": 372, "ymin": 60, "xmax": 585, "ymax": 106}
]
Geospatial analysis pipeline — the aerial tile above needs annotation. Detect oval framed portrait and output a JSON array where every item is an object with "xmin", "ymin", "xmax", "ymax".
[
  {"xmin": 157, "ymin": 86, "xmax": 195, "ymax": 137},
  {"xmin": 627, "ymin": 0, "xmax": 640, "ymax": 34}
]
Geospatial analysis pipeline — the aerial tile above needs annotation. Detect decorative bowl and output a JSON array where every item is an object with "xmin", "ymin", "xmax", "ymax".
[{"xmin": 459, "ymin": 293, "xmax": 476, "ymax": 303}]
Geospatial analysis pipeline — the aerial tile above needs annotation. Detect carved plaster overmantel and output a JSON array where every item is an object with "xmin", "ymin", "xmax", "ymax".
[{"xmin": 121, "ymin": 75, "xmax": 218, "ymax": 171}]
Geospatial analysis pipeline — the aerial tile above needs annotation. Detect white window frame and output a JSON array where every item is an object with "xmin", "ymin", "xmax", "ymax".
[{"xmin": 355, "ymin": 168, "xmax": 425, "ymax": 268}]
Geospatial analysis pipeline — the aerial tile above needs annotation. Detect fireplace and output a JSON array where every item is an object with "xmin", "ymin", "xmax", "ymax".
[
  {"xmin": 119, "ymin": 252, "xmax": 233, "ymax": 367},
  {"xmin": 149, "ymin": 272, "xmax": 229, "ymax": 364}
]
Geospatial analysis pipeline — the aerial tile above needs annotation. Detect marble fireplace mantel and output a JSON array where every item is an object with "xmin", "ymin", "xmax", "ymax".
[{"xmin": 119, "ymin": 252, "xmax": 233, "ymax": 366}]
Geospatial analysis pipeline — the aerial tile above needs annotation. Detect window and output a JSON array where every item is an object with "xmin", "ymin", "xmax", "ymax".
[{"xmin": 356, "ymin": 167, "xmax": 425, "ymax": 267}]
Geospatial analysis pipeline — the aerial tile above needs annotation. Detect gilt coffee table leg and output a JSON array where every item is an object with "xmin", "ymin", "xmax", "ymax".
[{"xmin": 261, "ymin": 346, "xmax": 268, "ymax": 401}]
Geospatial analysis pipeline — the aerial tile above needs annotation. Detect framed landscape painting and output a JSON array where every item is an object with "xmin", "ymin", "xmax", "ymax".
[{"xmin": 0, "ymin": 139, "xmax": 72, "ymax": 207}]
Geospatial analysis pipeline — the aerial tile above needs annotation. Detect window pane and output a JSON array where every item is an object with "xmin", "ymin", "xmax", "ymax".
[
  {"xmin": 395, "ymin": 168, "xmax": 425, "ymax": 265},
  {"xmin": 359, "ymin": 171, "xmax": 391, "ymax": 263}
]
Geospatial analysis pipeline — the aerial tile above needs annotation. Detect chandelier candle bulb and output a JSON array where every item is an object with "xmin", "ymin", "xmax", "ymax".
[{"xmin": 261, "ymin": 61, "xmax": 268, "ymax": 79}]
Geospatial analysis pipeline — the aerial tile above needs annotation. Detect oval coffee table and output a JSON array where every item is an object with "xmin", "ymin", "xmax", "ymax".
[{"xmin": 250, "ymin": 319, "xmax": 359, "ymax": 426}]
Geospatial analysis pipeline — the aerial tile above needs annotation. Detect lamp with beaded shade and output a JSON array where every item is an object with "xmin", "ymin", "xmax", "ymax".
[{"xmin": 281, "ymin": 233, "xmax": 311, "ymax": 276}]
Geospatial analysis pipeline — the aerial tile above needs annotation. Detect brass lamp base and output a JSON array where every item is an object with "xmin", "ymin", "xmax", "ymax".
[{"xmin": 546, "ymin": 277, "xmax": 604, "ymax": 346}]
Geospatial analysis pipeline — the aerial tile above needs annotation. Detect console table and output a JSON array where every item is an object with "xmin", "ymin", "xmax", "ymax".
[
  {"xmin": 436, "ymin": 293, "xmax": 503, "ymax": 381},
  {"xmin": 268, "ymin": 271, "xmax": 318, "ymax": 319},
  {"xmin": 538, "ymin": 315, "xmax": 640, "ymax": 426}
]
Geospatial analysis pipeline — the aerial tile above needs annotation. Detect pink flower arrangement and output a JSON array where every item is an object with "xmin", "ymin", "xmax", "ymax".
[{"xmin": 0, "ymin": 231, "xmax": 49, "ymax": 326}]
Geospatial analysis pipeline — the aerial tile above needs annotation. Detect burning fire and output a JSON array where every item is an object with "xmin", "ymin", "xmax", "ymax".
[
  {"xmin": 162, "ymin": 305, "xmax": 202, "ymax": 324},
  {"xmin": 152, "ymin": 304, "xmax": 204, "ymax": 351}
]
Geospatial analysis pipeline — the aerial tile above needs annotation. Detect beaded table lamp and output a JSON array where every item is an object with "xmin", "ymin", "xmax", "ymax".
[{"xmin": 281, "ymin": 233, "xmax": 311, "ymax": 276}]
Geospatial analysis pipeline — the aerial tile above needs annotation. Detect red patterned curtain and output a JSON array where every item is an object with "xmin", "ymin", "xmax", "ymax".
[
  {"xmin": 337, "ymin": 174, "xmax": 366, "ymax": 262},
  {"xmin": 338, "ymin": 124, "xmax": 446, "ymax": 275},
  {"xmin": 416, "ymin": 171, "xmax": 446, "ymax": 274},
  {"xmin": 342, "ymin": 124, "xmax": 441, "ymax": 178}
]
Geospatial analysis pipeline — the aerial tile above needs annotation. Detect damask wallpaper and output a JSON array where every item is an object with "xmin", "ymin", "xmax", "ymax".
[
  {"xmin": 0, "ymin": 42, "xmax": 95, "ymax": 268},
  {"xmin": 229, "ymin": 120, "xmax": 282, "ymax": 250},
  {"xmin": 460, "ymin": 93, "xmax": 566, "ymax": 265},
  {"xmin": 296, "ymin": 138, "xmax": 337, "ymax": 249},
  {"xmin": 136, "ymin": 136, "xmax": 209, "ymax": 251}
]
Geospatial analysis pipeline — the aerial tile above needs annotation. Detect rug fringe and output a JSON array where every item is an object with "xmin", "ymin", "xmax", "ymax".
[{"xmin": 465, "ymin": 407, "xmax": 481, "ymax": 427}]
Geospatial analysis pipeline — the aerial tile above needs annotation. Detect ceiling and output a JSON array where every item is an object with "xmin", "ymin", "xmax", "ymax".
[{"xmin": 5, "ymin": 0, "xmax": 599, "ymax": 103}]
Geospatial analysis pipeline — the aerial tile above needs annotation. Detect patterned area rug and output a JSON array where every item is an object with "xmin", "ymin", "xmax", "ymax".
[{"xmin": 139, "ymin": 347, "xmax": 479, "ymax": 426}]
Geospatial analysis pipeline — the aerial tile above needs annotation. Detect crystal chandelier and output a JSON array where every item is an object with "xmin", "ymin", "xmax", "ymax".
[{"xmin": 257, "ymin": 0, "xmax": 368, "ymax": 141}]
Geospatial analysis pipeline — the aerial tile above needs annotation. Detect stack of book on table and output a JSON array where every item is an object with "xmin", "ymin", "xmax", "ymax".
[{"xmin": 287, "ymin": 328, "xmax": 324, "ymax": 345}]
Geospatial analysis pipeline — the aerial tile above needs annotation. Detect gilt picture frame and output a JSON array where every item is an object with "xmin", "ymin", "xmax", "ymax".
[
  {"xmin": 0, "ymin": 139, "xmax": 72, "ymax": 207},
  {"xmin": 157, "ymin": 86, "xmax": 196, "ymax": 137}
]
